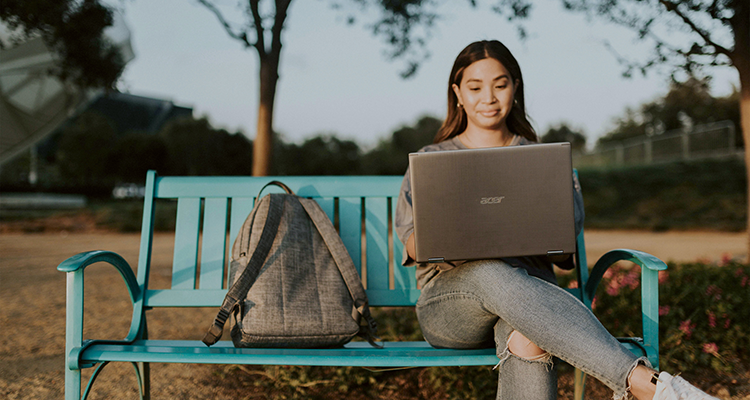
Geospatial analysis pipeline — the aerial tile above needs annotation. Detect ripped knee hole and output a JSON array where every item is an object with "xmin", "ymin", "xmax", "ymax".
[{"xmin": 507, "ymin": 330, "xmax": 548, "ymax": 361}]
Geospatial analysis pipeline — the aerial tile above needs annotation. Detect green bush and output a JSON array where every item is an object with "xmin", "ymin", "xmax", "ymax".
[
  {"xmin": 560, "ymin": 260, "xmax": 750, "ymax": 375},
  {"xmin": 578, "ymin": 158, "xmax": 747, "ymax": 231}
]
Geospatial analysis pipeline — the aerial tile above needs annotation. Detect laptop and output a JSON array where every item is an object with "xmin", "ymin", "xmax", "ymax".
[{"xmin": 408, "ymin": 142, "xmax": 576, "ymax": 263}]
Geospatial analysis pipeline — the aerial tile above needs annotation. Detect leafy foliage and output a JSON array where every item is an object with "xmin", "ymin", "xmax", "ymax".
[
  {"xmin": 541, "ymin": 123, "xmax": 587, "ymax": 152},
  {"xmin": 597, "ymin": 78, "xmax": 741, "ymax": 148},
  {"xmin": 578, "ymin": 158, "xmax": 747, "ymax": 231},
  {"xmin": 561, "ymin": 0, "xmax": 736, "ymax": 78},
  {"xmin": 0, "ymin": 0, "xmax": 124, "ymax": 88},
  {"xmin": 159, "ymin": 117, "xmax": 254, "ymax": 176},
  {"xmin": 273, "ymin": 135, "xmax": 362, "ymax": 176},
  {"xmin": 56, "ymin": 112, "xmax": 117, "ymax": 185},
  {"xmin": 560, "ymin": 260, "xmax": 750, "ymax": 375},
  {"xmin": 361, "ymin": 115, "xmax": 440, "ymax": 175}
]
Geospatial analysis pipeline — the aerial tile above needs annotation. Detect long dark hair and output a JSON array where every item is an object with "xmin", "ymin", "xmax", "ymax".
[{"xmin": 434, "ymin": 40, "xmax": 537, "ymax": 144}]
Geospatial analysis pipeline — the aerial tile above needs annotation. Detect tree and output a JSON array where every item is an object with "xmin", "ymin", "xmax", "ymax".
[
  {"xmin": 361, "ymin": 115, "xmax": 441, "ymax": 175},
  {"xmin": 1, "ymin": 0, "xmax": 124, "ymax": 88},
  {"xmin": 562, "ymin": 0, "xmax": 750, "ymax": 257},
  {"xmin": 195, "ymin": 0, "xmax": 532, "ymax": 176},
  {"xmin": 110, "ymin": 133, "xmax": 170, "ymax": 182},
  {"xmin": 597, "ymin": 77, "xmax": 740, "ymax": 147},
  {"xmin": 159, "ymin": 117, "xmax": 254, "ymax": 176},
  {"xmin": 274, "ymin": 134, "xmax": 362, "ymax": 175},
  {"xmin": 541, "ymin": 123, "xmax": 587, "ymax": 153},
  {"xmin": 56, "ymin": 112, "xmax": 117, "ymax": 186}
]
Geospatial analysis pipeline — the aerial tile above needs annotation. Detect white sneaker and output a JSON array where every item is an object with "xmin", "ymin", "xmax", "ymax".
[{"xmin": 652, "ymin": 372, "xmax": 719, "ymax": 400}]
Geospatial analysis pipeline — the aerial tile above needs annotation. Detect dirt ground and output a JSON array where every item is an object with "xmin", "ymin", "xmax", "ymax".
[{"xmin": 1, "ymin": 229, "xmax": 747, "ymax": 399}]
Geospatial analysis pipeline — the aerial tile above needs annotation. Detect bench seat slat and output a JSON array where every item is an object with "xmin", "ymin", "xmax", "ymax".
[
  {"xmin": 83, "ymin": 340, "xmax": 498, "ymax": 367},
  {"xmin": 80, "ymin": 339, "xmax": 646, "ymax": 368}
]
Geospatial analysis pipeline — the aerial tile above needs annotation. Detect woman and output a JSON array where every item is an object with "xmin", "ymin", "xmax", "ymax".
[{"xmin": 395, "ymin": 40, "xmax": 716, "ymax": 400}]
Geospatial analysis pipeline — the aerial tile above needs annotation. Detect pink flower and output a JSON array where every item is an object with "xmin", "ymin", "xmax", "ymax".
[
  {"xmin": 658, "ymin": 270, "xmax": 669, "ymax": 284},
  {"xmin": 702, "ymin": 343, "xmax": 719, "ymax": 354},
  {"xmin": 679, "ymin": 320, "xmax": 695, "ymax": 338},
  {"xmin": 622, "ymin": 270, "xmax": 640, "ymax": 290},
  {"xmin": 723, "ymin": 314, "xmax": 731, "ymax": 329},
  {"xmin": 606, "ymin": 280, "xmax": 621, "ymax": 296},
  {"xmin": 742, "ymin": 276, "xmax": 749, "ymax": 287},
  {"xmin": 659, "ymin": 306, "xmax": 671, "ymax": 316},
  {"xmin": 705, "ymin": 285, "xmax": 722, "ymax": 300},
  {"xmin": 567, "ymin": 280, "xmax": 579, "ymax": 289},
  {"xmin": 734, "ymin": 268, "xmax": 744, "ymax": 277},
  {"xmin": 590, "ymin": 298, "xmax": 597, "ymax": 310},
  {"xmin": 707, "ymin": 311, "xmax": 717, "ymax": 328}
]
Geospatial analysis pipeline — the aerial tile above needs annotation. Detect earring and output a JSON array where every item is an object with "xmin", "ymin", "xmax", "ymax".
[{"xmin": 457, "ymin": 103, "xmax": 463, "ymax": 109}]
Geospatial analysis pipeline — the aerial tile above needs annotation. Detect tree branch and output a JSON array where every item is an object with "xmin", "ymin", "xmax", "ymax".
[
  {"xmin": 248, "ymin": 0, "xmax": 266, "ymax": 56},
  {"xmin": 196, "ymin": 0, "xmax": 252, "ymax": 48},
  {"xmin": 658, "ymin": 0, "xmax": 732, "ymax": 58},
  {"xmin": 271, "ymin": 0, "xmax": 292, "ymax": 56}
]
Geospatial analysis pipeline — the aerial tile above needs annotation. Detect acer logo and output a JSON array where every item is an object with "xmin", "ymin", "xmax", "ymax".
[{"xmin": 480, "ymin": 196, "xmax": 505, "ymax": 204}]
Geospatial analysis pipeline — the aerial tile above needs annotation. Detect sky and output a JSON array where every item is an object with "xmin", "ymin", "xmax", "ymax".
[{"xmin": 112, "ymin": 0, "xmax": 739, "ymax": 148}]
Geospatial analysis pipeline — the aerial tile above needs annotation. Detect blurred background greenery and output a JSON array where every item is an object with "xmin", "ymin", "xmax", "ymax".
[{"xmin": 2, "ymin": 75, "xmax": 744, "ymax": 234}]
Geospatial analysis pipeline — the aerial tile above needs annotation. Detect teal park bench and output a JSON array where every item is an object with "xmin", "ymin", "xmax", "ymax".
[{"xmin": 58, "ymin": 170, "xmax": 668, "ymax": 400}]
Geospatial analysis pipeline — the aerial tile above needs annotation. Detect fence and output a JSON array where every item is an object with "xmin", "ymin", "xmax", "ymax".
[{"xmin": 573, "ymin": 121, "xmax": 741, "ymax": 168}]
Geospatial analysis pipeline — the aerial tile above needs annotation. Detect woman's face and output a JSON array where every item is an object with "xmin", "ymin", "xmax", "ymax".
[{"xmin": 452, "ymin": 58, "xmax": 517, "ymax": 134}]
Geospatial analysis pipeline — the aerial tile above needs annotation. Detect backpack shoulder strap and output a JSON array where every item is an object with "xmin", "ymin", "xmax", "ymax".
[
  {"xmin": 297, "ymin": 197, "xmax": 382, "ymax": 348},
  {"xmin": 203, "ymin": 193, "xmax": 284, "ymax": 346}
]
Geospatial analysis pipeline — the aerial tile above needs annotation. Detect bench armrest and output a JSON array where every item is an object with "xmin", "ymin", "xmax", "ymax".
[
  {"xmin": 584, "ymin": 248, "xmax": 667, "ymax": 369},
  {"xmin": 58, "ymin": 250, "xmax": 145, "ymax": 370},
  {"xmin": 58, "ymin": 250, "xmax": 140, "ymax": 302},
  {"xmin": 584, "ymin": 249, "xmax": 667, "ymax": 300}
]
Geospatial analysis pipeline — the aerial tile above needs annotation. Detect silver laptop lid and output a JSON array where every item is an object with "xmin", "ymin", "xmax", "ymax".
[{"xmin": 409, "ymin": 143, "xmax": 575, "ymax": 263}]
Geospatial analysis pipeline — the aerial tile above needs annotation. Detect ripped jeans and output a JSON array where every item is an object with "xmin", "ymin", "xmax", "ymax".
[{"xmin": 415, "ymin": 259, "xmax": 646, "ymax": 400}]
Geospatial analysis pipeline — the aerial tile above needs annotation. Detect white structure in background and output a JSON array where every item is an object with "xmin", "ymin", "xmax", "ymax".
[{"xmin": 0, "ymin": 11, "xmax": 135, "ymax": 183}]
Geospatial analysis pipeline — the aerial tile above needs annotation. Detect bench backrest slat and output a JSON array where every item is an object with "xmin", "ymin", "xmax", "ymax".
[
  {"xmin": 392, "ymin": 202, "xmax": 416, "ymax": 291},
  {"xmin": 365, "ymin": 197, "xmax": 389, "ymax": 291},
  {"xmin": 172, "ymin": 197, "xmax": 201, "ymax": 289},
  {"xmin": 338, "ymin": 197, "xmax": 363, "ymax": 276},
  {"xmin": 315, "ymin": 197, "xmax": 335, "ymax": 223},
  {"xmin": 200, "ymin": 198, "xmax": 229, "ymax": 289},
  {"xmin": 228, "ymin": 197, "xmax": 255, "ymax": 260}
]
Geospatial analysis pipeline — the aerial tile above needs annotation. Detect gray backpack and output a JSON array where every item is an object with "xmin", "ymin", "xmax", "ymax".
[{"xmin": 203, "ymin": 181, "xmax": 380, "ymax": 348}]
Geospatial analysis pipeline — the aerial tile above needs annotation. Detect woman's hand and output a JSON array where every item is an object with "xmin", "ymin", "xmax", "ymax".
[{"xmin": 406, "ymin": 233, "xmax": 417, "ymax": 261}]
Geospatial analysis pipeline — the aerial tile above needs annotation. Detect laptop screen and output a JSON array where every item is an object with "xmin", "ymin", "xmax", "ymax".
[{"xmin": 408, "ymin": 143, "xmax": 576, "ymax": 263}]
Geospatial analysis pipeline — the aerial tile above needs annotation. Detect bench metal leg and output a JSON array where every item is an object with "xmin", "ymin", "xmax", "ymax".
[
  {"xmin": 574, "ymin": 368, "xmax": 586, "ymax": 400},
  {"xmin": 137, "ymin": 362, "xmax": 151, "ymax": 400},
  {"xmin": 65, "ymin": 367, "xmax": 82, "ymax": 400},
  {"xmin": 137, "ymin": 315, "xmax": 151, "ymax": 399}
]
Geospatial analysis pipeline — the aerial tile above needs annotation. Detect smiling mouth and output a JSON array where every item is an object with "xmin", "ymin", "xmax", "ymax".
[{"xmin": 479, "ymin": 110, "xmax": 500, "ymax": 117}]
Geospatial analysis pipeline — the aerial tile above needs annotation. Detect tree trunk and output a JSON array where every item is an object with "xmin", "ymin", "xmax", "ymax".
[
  {"xmin": 252, "ymin": 55, "xmax": 280, "ymax": 176},
  {"xmin": 740, "ymin": 76, "xmax": 750, "ymax": 261}
]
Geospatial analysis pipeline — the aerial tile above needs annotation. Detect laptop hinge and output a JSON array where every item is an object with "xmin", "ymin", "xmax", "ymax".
[
  {"xmin": 546, "ymin": 250, "xmax": 565, "ymax": 256},
  {"xmin": 427, "ymin": 257, "xmax": 445, "ymax": 263}
]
